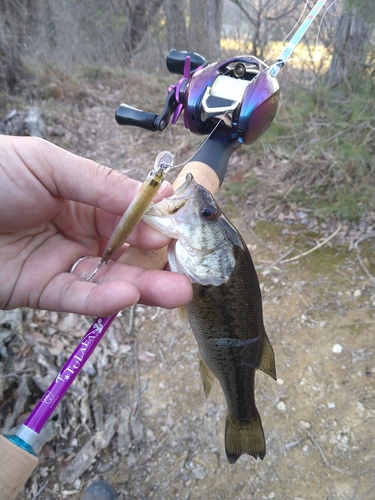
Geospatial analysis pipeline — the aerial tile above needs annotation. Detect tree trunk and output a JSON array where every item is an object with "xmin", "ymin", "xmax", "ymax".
[
  {"xmin": 164, "ymin": 0, "xmax": 188, "ymax": 51},
  {"xmin": 0, "ymin": 1, "xmax": 31, "ymax": 91},
  {"xmin": 189, "ymin": 0, "xmax": 223, "ymax": 61},
  {"xmin": 122, "ymin": 0, "xmax": 163, "ymax": 63},
  {"xmin": 326, "ymin": 6, "xmax": 373, "ymax": 87}
]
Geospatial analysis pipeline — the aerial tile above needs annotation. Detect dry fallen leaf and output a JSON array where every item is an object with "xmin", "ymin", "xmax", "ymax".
[{"xmin": 137, "ymin": 350, "xmax": 156, "ymax": 363}]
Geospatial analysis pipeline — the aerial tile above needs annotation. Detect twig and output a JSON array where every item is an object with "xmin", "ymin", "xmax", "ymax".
[
  {"xmin": 262, "ymin": 248, "xmax": 294, "ymax": 274},
  {"xmin": 248, "ymin": 227, "xmax": 276, "ymax": 251},
  {"xmin": 31, "ymin": 481, "xmax": 48, "ymax": 500},
  {"xmin": 289, "ymin": 283, "xmax": 313, "ymax": 309},
  {"xmin": 127, "ymin": 304, "xmax": 135, "ymax": 335},
  {"xmin": 301, "ymin": 426, "xmax": 374, "ymax": 477},
  {"xmin": 354, "ymin": 231, "xmax": 375, "ymax": 249},
  {"xmin": 356, "ymin": 251, "xmax": 375, "ymax": 287},
  {"xmin": 358, "ymin": 480, "xmax": 375, "ymax": 500},
  {"xmin": 281, "ymin": 224, "xmax": 342, "ymax": 263},
  {"xmin": 351, "ymin": 477, "xmax": 360, "ymax": 500},
  {"xmin": 133, "ymin": 338, "xmax": 140, "ymax": 398}
]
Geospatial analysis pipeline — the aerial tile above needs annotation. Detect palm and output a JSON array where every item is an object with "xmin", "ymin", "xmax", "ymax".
[{"xmin": 0, "ymin": 136, "xmax": 192, "ymax": 315}]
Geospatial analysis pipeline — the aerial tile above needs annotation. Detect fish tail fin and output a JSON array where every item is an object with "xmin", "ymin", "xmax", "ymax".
[
  {"xmin": 225, "ymin": 410, "xmax": 266, "ymax": 464},
  {"xmin": 258, "ymin": 332, "xmax": 277, "ymax": 381}
]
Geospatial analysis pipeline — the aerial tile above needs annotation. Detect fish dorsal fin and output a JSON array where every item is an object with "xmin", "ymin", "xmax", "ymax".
[
  {"xmin": 199, "ymin": 353, "xmax": 216, "ymax": 398},
  {"xmin": 258, "ymin": 332, "xmax": 277, "ymax": 381}
]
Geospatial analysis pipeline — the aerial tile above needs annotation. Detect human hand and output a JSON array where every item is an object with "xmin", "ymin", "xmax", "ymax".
[{"xmin": 0, "ymin": 135, "xmax": 192, "ymax": 316}]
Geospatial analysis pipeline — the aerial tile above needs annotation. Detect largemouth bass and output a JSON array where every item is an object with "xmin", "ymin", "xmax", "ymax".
[{"xmin": 143, "ymin": 173, "xmax": 276, "ymax": 463}]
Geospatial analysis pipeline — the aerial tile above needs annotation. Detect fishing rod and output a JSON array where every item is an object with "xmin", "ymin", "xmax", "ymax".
[
  {"xmin": 270, "ymin": 0, "xmax": 329, "ymax": 77},
  {"xmin": 0, "ymin": 1, "xmax": 329, "ymax": 497}
]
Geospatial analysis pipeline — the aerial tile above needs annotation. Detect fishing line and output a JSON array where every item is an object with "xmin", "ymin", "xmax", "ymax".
[
  {"xmin": 314, "ymin": 0, "xmax": 340, "ymax": 51},
  {"xmin": 263, "ymin": 0, "xmax": 336, "ymax": 75},
  {"xmin": 167, "ymin": 109, "xmax": 232, "ymax": 170},
  {"xmin": 263, "ymin": 0, "xmax": 310, "ymax": 66}
]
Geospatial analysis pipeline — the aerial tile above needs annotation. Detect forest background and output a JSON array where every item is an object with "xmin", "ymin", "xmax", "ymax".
[{"xmin": 1, "ymin": 0, "xmax": 375, "ymax": 223}]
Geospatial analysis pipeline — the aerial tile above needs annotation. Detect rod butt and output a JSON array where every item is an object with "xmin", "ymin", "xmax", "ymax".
[{"xmin": 0, "ymin": 435, "xmax": 39, "ymax": 500}]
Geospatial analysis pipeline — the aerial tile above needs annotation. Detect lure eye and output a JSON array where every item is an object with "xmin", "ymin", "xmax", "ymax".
[{"xmin": 200, "ymin": 204, "xmax": 218, "ymax": 221}]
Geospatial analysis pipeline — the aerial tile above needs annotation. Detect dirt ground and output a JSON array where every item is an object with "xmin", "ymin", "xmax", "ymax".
[{"xmin": 1, "ymin": 74, "xmax": 375, "ymax": 500}]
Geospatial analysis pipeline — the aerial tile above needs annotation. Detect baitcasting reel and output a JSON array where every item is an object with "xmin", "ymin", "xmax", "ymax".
[{"xmin": 115, "ymin": 49, "xmax": 280, "ymax": 146}]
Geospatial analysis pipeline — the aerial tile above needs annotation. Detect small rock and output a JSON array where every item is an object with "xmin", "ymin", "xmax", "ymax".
[
  {"xmin": 0, "ymin": 309, "xmax": 24, "ymax": 340},
  {"xmin": 332, "ymin": 344, "xmax": 343, "ymax": 354},
  {"xmin": 192, "ymin": 466, "xmax": 207, "ymax": 480},
  {"xmin": 353, "ymin": 289, "xmax": 361, "ymax": 298},
  {"xmin": 356, "ymin": 401, "xmax": 365, "ymax": 415},
  {"xmin": 34, "ymin": 421, "xmax": 59, "ymax": 455},
  {"xmin": 94, "ymin": 414, "xmax": 117, "ymax": 450},
  {"xmin": 73, "ymin": 479, "xmax": 81, "ymax": 490},
  {"xmin": 276, "ymin": 401, "xmax": 287, "ymax": 411},
  {"xmin": 127, "ymin": 452, "xmax": 137, "ymax": 467},
  {"xmin": 299, "ymin": 420, "xmax": 311, "ymax": 429},
  {"xmin": 57, "ymin": 313, "xmax": 76, "ymax": 332},
  {"xmin": 107, "ymin": 328, "xmax": 119, "ymax": 354},
  {"xmin": 59, "ymin": 439, "xmax": 96, "ymax": 484},
  {"xmin": 117, "ymin": 406, "xmax": 131, "ymax": 456},
  {"xmin": 98, "ymin": 462, "xmax": 112, "ymax": 473},
  {"xmin": 296, "ymin": 211, "xmax": 309, "ymax": 224},
  {"xmin": 328, "ymin": 402, "xmax": 336, "ymax": 409},
  {"xmin": 130, "ymin": 413, "xmax": 144, "ymax": 442}
]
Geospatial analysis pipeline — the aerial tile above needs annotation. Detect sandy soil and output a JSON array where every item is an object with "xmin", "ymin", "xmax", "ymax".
[{"xmin": 1, "ymin": 75, "xmax": 374, "ymax": 500}]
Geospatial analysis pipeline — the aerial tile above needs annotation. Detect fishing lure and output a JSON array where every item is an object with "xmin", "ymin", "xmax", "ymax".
[{"xmin": 81, "ymin": 150, "xmax": 173, "ymax": 281}]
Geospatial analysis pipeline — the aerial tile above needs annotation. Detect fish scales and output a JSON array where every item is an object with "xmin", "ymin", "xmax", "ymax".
[{"xmin": 143, "ymin": 173, "xmax": 276, "ymax": 464}]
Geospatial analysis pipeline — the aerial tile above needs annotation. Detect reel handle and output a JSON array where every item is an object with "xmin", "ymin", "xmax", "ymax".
[
  {"xmin": 115, "ymin": 104, "xmax": 159, "ymax": 131},
  {"xmin": 166, "ymin": 49, "xmax": 207, "ymax": 75}
]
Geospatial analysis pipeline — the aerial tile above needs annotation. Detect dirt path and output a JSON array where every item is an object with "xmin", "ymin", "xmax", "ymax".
[{"xmin": 1, "ymin": 77, "xmax": 374, "ymax": 500}]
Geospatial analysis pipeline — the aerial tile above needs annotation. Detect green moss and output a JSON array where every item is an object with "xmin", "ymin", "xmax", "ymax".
[
  {"xmin": 220, "ymin": 173, "xmax": 260, "ymax": 216},
  {"xmin": 253, "ymin": 221, "xmax": 352, "ymax": 292}
]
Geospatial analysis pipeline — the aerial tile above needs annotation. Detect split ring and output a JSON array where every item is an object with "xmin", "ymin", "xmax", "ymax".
[{"xmin": 69, "ymin": 255, "xmax": 93, "ymax": 274}]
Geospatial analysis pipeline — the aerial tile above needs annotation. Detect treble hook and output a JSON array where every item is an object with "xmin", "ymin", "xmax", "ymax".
[{"xmin": 80, "ymin": 258, "xmax": 107, "ymax": 282}]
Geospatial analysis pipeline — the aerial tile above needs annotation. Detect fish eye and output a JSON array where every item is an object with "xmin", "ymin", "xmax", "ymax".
[{"xmin": 200, "ymin": 204, "xmax": 218, "ymax": 221}]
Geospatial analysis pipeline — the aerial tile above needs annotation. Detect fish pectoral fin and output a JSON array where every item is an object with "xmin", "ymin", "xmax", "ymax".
[
  {"xmin": 225, "ymin": 410, "xmax": 266, "ymax": 464},
  {"xmin": 198, "ymin": 354, "xmax": 215, "ymax": 398},
  {"xmin": 178, "ymin": 306, "xmax": 191, "ymax": 333},
  {"xmin": 258, "ymin": 332, "xmax": 277, "ymax": 381}
]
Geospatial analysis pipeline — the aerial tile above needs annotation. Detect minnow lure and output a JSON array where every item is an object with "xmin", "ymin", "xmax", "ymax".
[{"xmin": 82, "ymin": 150, "xmax": 173, "ymax": 281}]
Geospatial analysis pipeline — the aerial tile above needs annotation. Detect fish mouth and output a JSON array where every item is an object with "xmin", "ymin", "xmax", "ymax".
[
  {"xmin": 143, "ymin": 173, "xmax": 197, "ymax": 238},
  {"xmin": 148, "ymin": 173, "xmax": 194, "ymax": 215}
]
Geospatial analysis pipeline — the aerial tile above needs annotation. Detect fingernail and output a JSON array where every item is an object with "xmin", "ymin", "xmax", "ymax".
[{"xmin": 159, "ymin": 180, "xmax": 170, "ymax": 194}]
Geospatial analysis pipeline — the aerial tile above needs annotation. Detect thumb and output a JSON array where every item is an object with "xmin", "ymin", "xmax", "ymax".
[{"xmin": 28, "ymin": 137, "xmax": 143, "ymax": 215}]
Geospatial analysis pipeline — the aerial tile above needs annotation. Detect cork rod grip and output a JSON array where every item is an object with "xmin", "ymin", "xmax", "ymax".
[
  {"xmin": 118, "ymin": 161, "xmax": 220, "ymax": 269},
  {"xmin": 0, "ymin": 436, "xmax": 39, "ymax": 500}
]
